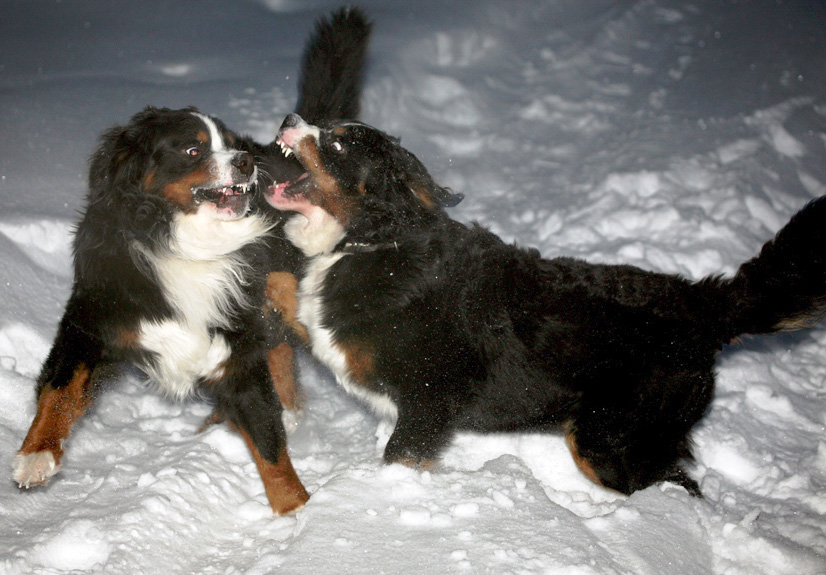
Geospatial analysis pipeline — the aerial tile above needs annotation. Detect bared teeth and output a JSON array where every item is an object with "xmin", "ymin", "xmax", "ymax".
[{"xmin": 277, "ymin": 138, "xmax": 293, "ymax": 158}]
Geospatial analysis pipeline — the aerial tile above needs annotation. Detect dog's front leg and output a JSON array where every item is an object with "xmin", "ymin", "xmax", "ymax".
[
  {"xmin": 209, "ymin": 349, "xmax": 309, "ymax": 515},
  {"xmin": 15, "ymin": 311, "xmax": 106, "ymax": 488},
  {"xmin": 382, "ymin": 398, "xmax": 455, "ymax": 469}
]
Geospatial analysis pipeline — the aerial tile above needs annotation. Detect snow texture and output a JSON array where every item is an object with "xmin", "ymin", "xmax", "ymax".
[{"xmin": 1, "ymin": 0, "xmax": 825, "ymax": 573}]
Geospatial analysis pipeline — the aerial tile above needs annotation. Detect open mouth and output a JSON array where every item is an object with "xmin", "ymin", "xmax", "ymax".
[
  {"xmin": 267, "ymin": 137, "xmax": 310, "ymax": 200},
  {"xmin": 193, "ymin": 182, "xmax": 255, "ymax": 212}
]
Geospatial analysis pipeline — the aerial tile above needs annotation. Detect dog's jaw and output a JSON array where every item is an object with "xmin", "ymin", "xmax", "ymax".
[{"xmin": 190, "ymin": 112, "xmax": 258, "ymax": 221}]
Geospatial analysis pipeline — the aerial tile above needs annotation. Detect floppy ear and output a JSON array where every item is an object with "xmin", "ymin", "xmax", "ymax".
[
  {"xmin": 88, "ymin": 107, "xmax": 157, "ymax": 202},
  {"xmin": 393, "ymin": 145, "xmax": 464, "ymax": 210},
  {"xmin": 85, "ymin": 107, "xmax": 170, "ymax": 238}
]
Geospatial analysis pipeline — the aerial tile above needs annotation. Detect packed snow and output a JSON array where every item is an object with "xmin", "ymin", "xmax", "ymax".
[{"xmin": 1, "ymin": 0, "xmax": 825, "ymax": 573}]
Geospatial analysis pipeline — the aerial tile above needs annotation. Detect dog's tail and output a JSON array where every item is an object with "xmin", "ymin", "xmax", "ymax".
[
  {"xmin": 714, "ymin": 195, "xmax": 826, "ymax": 341},
  {"xmin": 295, "ymin": 6, "xmax": 372, "ymax": 123}
]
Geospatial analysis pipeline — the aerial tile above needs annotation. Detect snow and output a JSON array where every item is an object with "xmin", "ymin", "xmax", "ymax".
[{"xmin": 1, "ymin": 0, "xmax": 825, "ymax": 573}]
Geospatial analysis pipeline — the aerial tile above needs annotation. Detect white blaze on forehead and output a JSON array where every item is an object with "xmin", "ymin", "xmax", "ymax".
[
  {"xmin": 192, "ymin": 111, "xmax": 229, "ymax": 152},
  {"xmin": 280, "ymin": 119, "xmax": 322, "ymax": 147},
  {"xmin": 191, "ymin": 111, "xmax": 255, "ymax": 187}
]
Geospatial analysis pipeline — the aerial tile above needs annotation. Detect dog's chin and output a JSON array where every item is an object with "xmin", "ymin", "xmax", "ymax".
[
  {"xmin": 198, "ymin": 193, "xmax": 252, "ymax": 221},
  {"xmin": 193, "ymin": 184, "xmax": 254, "ymax": 221}
]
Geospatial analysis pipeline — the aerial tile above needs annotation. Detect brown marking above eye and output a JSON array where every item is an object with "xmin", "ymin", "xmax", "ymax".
[
  {"xmin": 196, "ymin": 131, "xmax": 208, "ymax": 144},
  {"xmin": 226, "ymin": 132, "xmax": 236, "ymax": 145}
]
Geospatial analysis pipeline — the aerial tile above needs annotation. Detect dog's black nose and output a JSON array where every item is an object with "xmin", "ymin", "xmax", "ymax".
[
  {"xmin": 232, "ymin": 151, "xmax": 255, "ymax": 178},
  {"xmin": 280, "ymin": 113, "xmax": 303, "ymax": 130}
]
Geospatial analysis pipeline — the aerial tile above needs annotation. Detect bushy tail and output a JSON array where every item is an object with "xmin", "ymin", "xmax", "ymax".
[
  {"xmin": 295, "ymin": 6, "xmax": 372, "ymax": 123},
  {"xmin": 720, "ymin": 195, "xmax": 826, "ymax": 340}
]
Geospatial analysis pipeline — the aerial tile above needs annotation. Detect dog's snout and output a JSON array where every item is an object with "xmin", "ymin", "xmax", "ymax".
[
  {"xmin": 281, "ymin": 113, "xmax": 302, "ymax": 130},
  {"xmin": 232, "ymin": 151, "xmax": 255, "ymax": 178}
]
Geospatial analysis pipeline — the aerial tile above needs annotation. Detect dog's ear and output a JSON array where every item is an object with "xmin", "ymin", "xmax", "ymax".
[
  {"xmin": 391, "ymin": 144, "xmax": 464, "ymax": 210},
  {"xmin": 88, "ymin": 106, "xmax": 158, "ymax": 201}
]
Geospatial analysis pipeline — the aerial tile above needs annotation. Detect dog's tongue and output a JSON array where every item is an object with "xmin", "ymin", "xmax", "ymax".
[
  {"xmin": 216, "ymin": 192, "xmax": 248, "ymax": 213},
  {"xmin": 266, "ymin": 176, "xmax": 315, "ymax": 216}
]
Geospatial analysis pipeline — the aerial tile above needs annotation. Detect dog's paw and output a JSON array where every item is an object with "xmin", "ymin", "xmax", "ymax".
[{"xmin": 13, "ymin": 451, "xmax": 60, "ymax": 488}]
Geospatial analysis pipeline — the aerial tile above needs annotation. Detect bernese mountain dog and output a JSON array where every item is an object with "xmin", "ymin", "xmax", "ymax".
[
  {"xmin": 13, "ymin": 8, "xmax": 371, "ymax": 516},
  {"xmin": 264, "ymin": 113, "xmax": 826, "ymax": 496}
]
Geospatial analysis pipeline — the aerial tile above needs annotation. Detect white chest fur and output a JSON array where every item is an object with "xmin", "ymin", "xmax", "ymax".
[
  {"xmin": 284, "ymin": 209, "xmax": 398, "ymax": 418},
  {"xmin": 136, "ymin": 209, "xmax": 270, "ymax": 398}
]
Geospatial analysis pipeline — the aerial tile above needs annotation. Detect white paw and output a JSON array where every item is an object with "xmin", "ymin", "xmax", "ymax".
[
  {"xmin": 13, "ymin": 451, "xmax": 60, "ymax": 488},
  {"xmin": 281, "ymin": 409, "xmax": 303, "ymax": 436}
]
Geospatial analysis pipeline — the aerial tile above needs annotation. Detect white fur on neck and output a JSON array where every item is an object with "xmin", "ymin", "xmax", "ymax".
[
  {"xmin": 283, "ymin": 205, "xmax": 398, "ymax": 417},
  {"xmin": 283, "ymin": 207, "xmax": 346, "ymax": 257},
  {"xmin": 136, "ymin": 207, "xmax": 272, "ymax": 398}
]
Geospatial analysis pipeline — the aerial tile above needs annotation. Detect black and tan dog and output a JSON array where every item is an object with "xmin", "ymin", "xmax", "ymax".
[
  {"xmin": 13, "ymin": 9, "xmax": 371, "ymax": 516},
  {"xmin": 265, "ymin": 114, "xmax": 826, "ymax": 496}
]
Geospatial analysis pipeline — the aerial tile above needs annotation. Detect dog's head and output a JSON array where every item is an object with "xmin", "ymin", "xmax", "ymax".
[
  {"xmin": 89, "ymin": 106, "xmax": 257, "ymax": 222},
  {"xmin": 264, "ymin": 114, "xmax": 462, "ymax": 229}
]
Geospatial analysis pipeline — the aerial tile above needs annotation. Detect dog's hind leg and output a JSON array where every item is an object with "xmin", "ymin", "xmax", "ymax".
[
  {"xmin": 565, "ymin": 366, "xmax": 713, "ymax": 496},
  {"xmin": 14, "ymin": 315, "xmax": 107, "ymax": 488}
]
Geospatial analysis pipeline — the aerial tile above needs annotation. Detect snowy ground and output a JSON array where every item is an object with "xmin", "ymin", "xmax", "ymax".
[{"xmin": 1, "ymin": 0, "xmax": 825, "ymax": 573}]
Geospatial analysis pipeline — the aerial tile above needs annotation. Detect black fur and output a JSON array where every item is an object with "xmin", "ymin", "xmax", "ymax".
[
  {"xmin": 252, "ymin": 7, "xmax": 372, "ymax": 205},
  {"xmin": 296, "ymin": 7, "xmax": 372, "ymax": 124},
  {"xmin": 15, "ymin": 9, "xmax": 372, "ymax": 514},
  {"xmin": 269, "ymin": 116, "xmax": 826, "ymax": 496}
]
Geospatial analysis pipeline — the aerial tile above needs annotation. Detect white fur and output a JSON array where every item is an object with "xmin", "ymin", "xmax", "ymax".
[
  {"xmin": 285, "ymin": 208, "xmax": 398, "ymax": 417},
  {"xmin": 191, "ymin": 112, "xmax": 258, "ymax": 223},
  {"xmin": 298, "ymin": 250, "xmax": 399, "ymax": 420},
  {"xmin": 13, "ymin": 451, "xmax": 59, "ymax": 488},
  {"xmin": 136, "ymin": 209, "xmax": 272, "ymax": 398},
  {"xmin": 283, "ymin": 208, "xmax": 347, "ymax": 257},
  {"xmin": 192, "ymin": 112, "xmax": 254, "ymax": 185}
]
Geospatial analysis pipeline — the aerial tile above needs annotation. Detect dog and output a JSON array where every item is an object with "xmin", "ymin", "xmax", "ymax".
[
  {"xmin": 13, "ymin": 8, "xmax": 371, "ymax": 516},
  {"xmin": 263, "ymin": 113, "xmax": 826, "ymax": 496}
]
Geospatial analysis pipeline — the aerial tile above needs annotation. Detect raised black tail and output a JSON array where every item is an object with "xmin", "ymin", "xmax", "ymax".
[
  {"xmin": 720, "ymin": 195, "xmax": 826, "ymax": 340},
  {"xmin": 295, "ymin": 6, "xmax": 372, "ymax": 123}
]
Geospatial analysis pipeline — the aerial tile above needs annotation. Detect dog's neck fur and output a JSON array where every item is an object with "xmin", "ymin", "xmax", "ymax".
[
  {"xmin": 133, "ymin": 207, "xmax": 272, "ymax": 398},
  {"xmin": 283, "ymin": 207, "xmax": 346, "ymax": 257}
]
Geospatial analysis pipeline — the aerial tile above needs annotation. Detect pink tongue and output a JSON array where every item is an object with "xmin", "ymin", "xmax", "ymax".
[{"xmin": 217, "ymin": 193, "xmax": 246, "ymax": 211}]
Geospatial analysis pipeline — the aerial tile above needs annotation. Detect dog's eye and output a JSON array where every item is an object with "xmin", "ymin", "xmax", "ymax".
[
  {"xmin": 185, "ymin": 146, "xmax": 200, "ymax": 157},
  {"xmin": 331, "ymin": 141, "xmax": 344, "ymax": 153}
]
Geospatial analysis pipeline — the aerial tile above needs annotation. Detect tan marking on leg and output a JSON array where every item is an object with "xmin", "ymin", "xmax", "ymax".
[
  {"xmin": 393, "ymin": 457, "xmax": 437, "ymax": 471},
  {"xmin": 265, "ymin": 271, "xmax": 309, "ymax": 343},
  {"xmin": 16, "ymin": 364, "xmax": 94, "ymax": 486},
  {"xmin": 237, "ymin": 428, "xmax": 309, "ymax": 516},
  {"xmin": 267, "ymin": 342, "xmax": 301, "ymax": 411},
  {"xmin": 340, "ymin": 340, "xmax": 375, "ymax": 386},
  {"xmin": 565, "ymin": 428, "xmax": 604, "ymax": 487},
  {"xmin": 197, "ymin": 409, "xmax": 225, "ymax": 433}
]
